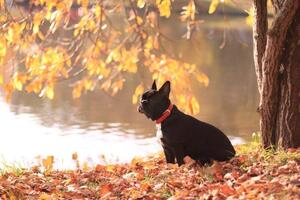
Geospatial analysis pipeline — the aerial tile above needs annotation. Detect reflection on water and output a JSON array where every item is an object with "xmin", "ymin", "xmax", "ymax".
[
  {"xmin": 0, "ymin": 98, "xmax": 161, "ymax": 168},
  {"xmin": 0, "ymin": 97, "xmax": 243, "ymax": 168},
  {"xmin": 0, "ymin": 17, "xmax": 258, "ymax": 168}
]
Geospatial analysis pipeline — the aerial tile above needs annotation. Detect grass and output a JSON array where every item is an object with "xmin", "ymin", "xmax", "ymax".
[{"xmin": 0, "ymin": 156, "xmax": 25, "ymax": 176}]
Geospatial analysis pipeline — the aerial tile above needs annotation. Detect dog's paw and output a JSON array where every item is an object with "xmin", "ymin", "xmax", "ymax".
[
  {"xmin": 183, "ymin": 156, "xmax": 195, "ymax": 164},
  {"xmin": 166, "ymin": 163, "xmax": 178, "ymax": 169},
  {"xmin": 182, "ymin": 156, "xmax": 196, "ymax": 168}
]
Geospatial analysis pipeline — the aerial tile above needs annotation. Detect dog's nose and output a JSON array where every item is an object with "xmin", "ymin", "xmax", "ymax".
[{"xmin": 138, "ymin": 105, "xmax": 144, "ymax": 113}]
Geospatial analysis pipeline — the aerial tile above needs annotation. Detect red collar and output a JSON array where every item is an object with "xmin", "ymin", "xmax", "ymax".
[{"xmin": 155, "ymin": 104, "xmax": 174, "ymax": 124}]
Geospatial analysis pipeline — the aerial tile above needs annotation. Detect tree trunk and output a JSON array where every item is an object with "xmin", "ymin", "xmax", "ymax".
[
  {"xmin": 276, "ymin": 9, "xmax": 300, "ymax": 148},
  {"xmin": 253, "ymin": 0, "xmax": 300, "ymax": 149}
]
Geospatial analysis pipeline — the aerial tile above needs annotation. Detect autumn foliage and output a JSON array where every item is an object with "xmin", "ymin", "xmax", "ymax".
[
  {"xmin": 0, "ymin": 0, "xmax": 232, "ymax": 114},
  {"xmin": 0, "ymin": 144, "xmax": 299, "ymax": 199}
]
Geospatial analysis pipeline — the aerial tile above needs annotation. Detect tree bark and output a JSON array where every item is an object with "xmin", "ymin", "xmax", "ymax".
[
  {"xmin": 276, "ymin": 9, "xmax": 300, "ymax": 148},
  {"xmin": 253, "ymin": 0, "xmax": 268, "ymax": 94},
  {"xmin": 253, "ymin": 0, "xmax": 300, "ymax": 149}
]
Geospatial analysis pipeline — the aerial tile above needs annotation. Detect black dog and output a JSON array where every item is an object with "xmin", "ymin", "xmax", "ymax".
[{"xmin": 138, "ymin": 80, "xmax": 235, "ymax": 166}]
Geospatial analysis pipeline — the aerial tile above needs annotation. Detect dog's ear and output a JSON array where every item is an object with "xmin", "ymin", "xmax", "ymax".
[
  {"xmin": 159, "ymin": 81, "xmax": 171, "ymax": 97},
  {"xmin": 151, "ymin": 80, "xmax": 157, "ymax": 90}
]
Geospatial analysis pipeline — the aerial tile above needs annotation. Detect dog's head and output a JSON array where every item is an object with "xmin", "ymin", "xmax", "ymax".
[{"xmin": 138, "ymin": 80, "xmax": 171, "ymax": 121}]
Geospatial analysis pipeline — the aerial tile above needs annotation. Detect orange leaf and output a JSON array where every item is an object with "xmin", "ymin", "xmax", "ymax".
[
  {"xmin": 99, "ymin": 183, "xmax": 113, "ymax": 197},
  {"xmin": 0, "ymin": 0, "xmax": 5, "ymax": 9},
  {"xmin": 72, "ymin": 82, "xmax": 83, "ymax": 99},
  {"xmin": 72, "ymin": 152, "xmax": 78, "ymax": 160},
  {"xmin": 219, "ymin": 184, "xmax": 235, "ymax": 196},
  {"xmin": 95, "ymin": 164, "xmax": 105, "ymax": 172},
  {"xmin": 42, "ymin": 155, "xmax": 54, "ymax": 171},
  {"xmin": 38, "ymin": 193, "xmax": 51, "ymax": 200},
  {"xmin": 140, "ymin": 183, "xmax": 151, "ymax": 192}
]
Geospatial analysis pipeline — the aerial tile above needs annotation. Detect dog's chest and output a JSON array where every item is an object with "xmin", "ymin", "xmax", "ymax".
[{"xmin": 156, "ymin": 124, "xmax": 163, "ymax": 144}]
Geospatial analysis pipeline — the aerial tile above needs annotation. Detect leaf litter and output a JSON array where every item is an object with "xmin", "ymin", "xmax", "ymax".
[{"xmin": 0, "ymin": 144, "xmax": 299, "ymax": 199}]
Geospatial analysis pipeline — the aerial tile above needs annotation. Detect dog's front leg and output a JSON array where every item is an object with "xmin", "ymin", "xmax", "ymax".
[
  {"xmin": 164, "ymin": 148, "xmax": 175, "ymax": 164},
  {"xmin": 173, "ymin": 144, "xmax": 185, "ymax": 166},
  {"xmin": 161, "ymin": 139, "xmax": 175, "ymax": 163},
  {"xmin": 163, "ymin": 146, "xmax": 175, "ymax": 164}
]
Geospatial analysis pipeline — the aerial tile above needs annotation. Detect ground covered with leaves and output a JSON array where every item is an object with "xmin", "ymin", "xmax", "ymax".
[{"xmin": 0, "ymin": 143, "xmax": 299, "ymax": 200}]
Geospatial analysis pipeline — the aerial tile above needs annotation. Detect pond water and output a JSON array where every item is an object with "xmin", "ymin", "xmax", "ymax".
[{"xmin": 0, "ymin": 17, "xmax": 259, "ymax": 169}]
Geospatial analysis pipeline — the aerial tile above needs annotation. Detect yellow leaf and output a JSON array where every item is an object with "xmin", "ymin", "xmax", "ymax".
[
  {"xmin": 189, "ymin": 96, "xmax": 200, "ymax": 114},
  {"xmin": 136, "ymin": 16, "xmax": 143, "ymax": 25},
  {"xmin": 245, "ymin": 7, "xmax": 254, "ymax": 26},
  {"xmin": 66, "ymin": 59, "xmax": 71, "ymax": 67},
  {"xmin": 137, "ymin": 0, "xmax": 146, "ymax": 8},
  {"xmin": 106, "ymin": 165, "xmax": 115, "ymax": 172},
  {"xmin": 0, "ymin": 13, "xmax": 7, "ymax": 23},
  {"xmin": 195, "ymin": 72, "xmax": 209, "ymax": 87},
  {"xmin": 73, "ymin": 28, "xmax": 80, "ymax": 37},
  {"xmin": 37, "ymin": 31, "xmax": 45, "ymax": 40},
  {"xmin": 33, "ymin": 12, "xmax": 43, "ymax": 34},
  {"xmin": 72, "ymin": 83, "xmax": 83, "ymax": 99},
  {"xmin": 14, "ymin": 80, "xmax": 22, "ymax": 91},
  {"xmin": 111, "ymin": 79, "xmax": 124, "ymax": 96},
  {"xmin": 84, "ymin": 79, "xmax": 94, "ymax": 91},
  {"xmin": 94, "ymin": 4, "xmax": 102, "ymax": 18},
  {"xmin": 132, "ymin": 84, "xmax": 144, "ymax": 104},
  {"xmin": 0, "ymin": 38, "xmax": 7, "ymax": 57},
  {"xmin": 82, "ymin": 162, "xmax": 89, "ymax": 171},
  {"xmin": 6, "ymin": 28, "xmax": 14, "ymax": 44},
  {"xmin": 86, "ymin": 19, "xmax": 96, "ymax": 31},
  {"xmin": 106, "ymin": 48, "xmax": 121, "ymax": 64},
  {"xmin": 38, "ymin": 193, "xmax": 51, "ymax": 200},
  {"xmin": 156, "ymin": 0, "xmax": 172, "ymax": 18},
  {"xmin": 60, "ymin": 68, "xmax": 69, "ymax": 78},
  {"xmin": 42, "ymin": 155, "xmax": 54, "ymax": 170},
  {"xmin": 12, "ymin": 73, "xmax": 26, "ymax": 91},
  {"xmin": 0, "ymin": 74, "xmax": 3, "ymax": 85},
  {"xmin": 181, "ymin": 0, "xmax": 196, "ymax": 21},
  {"xmin": 45, "ymin": 85, "xmax": 54, "ymax": 99},
  {"xmin": 208, "ymin": 0, "xmax": 220, "ymax": 14},
  {"xmin": 101, "ymin": 80, "xmax": 111, "ymax": 92}
]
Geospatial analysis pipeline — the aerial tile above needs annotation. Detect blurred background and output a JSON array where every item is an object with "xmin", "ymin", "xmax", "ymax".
[{"xmin": 0, "ymin": 0, "xmax": 259, "ymax": 168}]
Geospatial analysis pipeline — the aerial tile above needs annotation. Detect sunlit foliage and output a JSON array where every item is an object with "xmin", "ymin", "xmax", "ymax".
[{"xmin": 0, "ymin": 0, "xmax": 222, "ymax": 114}]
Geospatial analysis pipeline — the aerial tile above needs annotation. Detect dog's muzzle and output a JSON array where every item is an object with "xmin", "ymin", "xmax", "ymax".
[
  {"xmin": 138, "ymin": 99, "xmax": 148, "ymax": 114},
  {"xmin": 138, "ymin": 105, "xmax": 144, "ymax": 113}
]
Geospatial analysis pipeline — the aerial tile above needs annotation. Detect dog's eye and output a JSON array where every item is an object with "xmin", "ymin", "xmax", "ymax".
[{"xmin": 141, "ymin": 99, "xmax": 148, "ymax": 104}]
